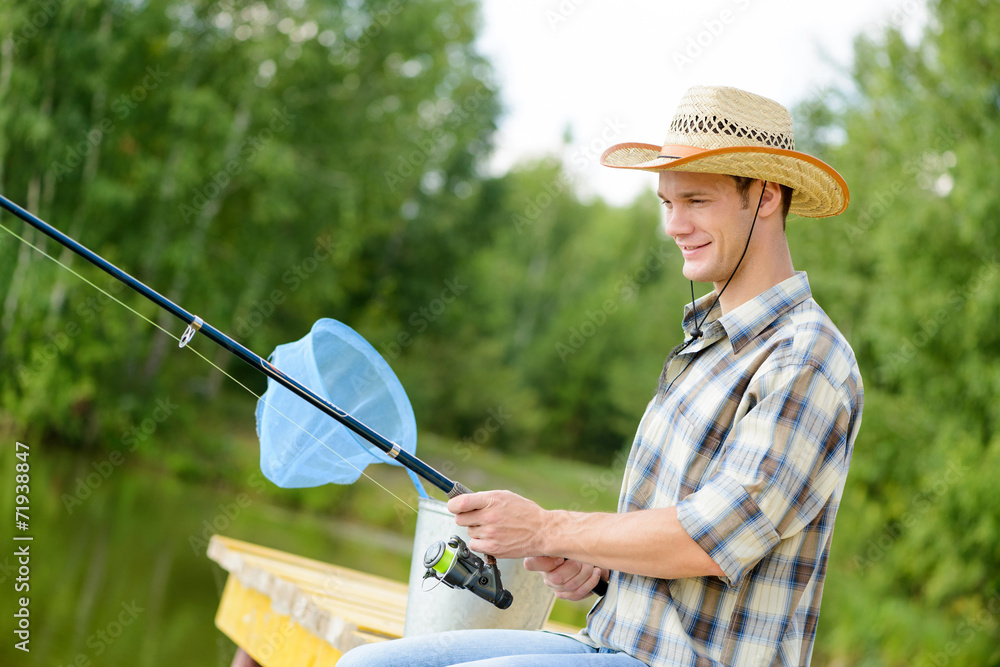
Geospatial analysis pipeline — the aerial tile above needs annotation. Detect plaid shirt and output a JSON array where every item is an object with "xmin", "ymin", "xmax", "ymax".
[{"xmin": 580, "ymin": 272, "xmax": 863, "ymax": 666}]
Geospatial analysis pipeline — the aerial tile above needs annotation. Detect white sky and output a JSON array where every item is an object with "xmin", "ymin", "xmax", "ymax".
[{"xmin": 477, "ymin": 0, "xmax": 929, "ymax": 205}]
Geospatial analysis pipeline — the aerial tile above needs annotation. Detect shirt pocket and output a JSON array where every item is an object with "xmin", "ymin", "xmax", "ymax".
[
  {"xmin": 622, "ymin": 404, "xmax": 723, "ymax": 511},
  {"xmin": 673, "ymin": 404, "xmax": 726, "ymax": 501}
]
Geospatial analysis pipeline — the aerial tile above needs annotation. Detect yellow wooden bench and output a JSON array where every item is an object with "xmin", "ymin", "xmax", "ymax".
[{"xmin": 208, "ymin": 535, "xmax": 578, "ymax": 666}]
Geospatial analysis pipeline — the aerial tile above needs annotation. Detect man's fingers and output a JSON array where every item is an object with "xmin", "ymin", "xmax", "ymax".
[
  {"xmin": 524, "ymin": 556, "xmax": 564, "ymax": 572},
  {"xmin": 581, "ymin": 565, "xmax": 602, "ymax": 592},
  {"xmin": 446, "ymin": 491, "xmax": 489, "ymax": 515},
  {"xmin": 445, "ymin": 491, "xmax": 544, "ymax": 559},
  {"xmin": 526, "ymin": 556, "xmax": 602, "ymax": 601},
  {"xmin": 553, "ymin": 560, "xmax": 593, "ymax": 589},
  {"xmin": 553, "ymin": 566, "xmax": 602, "ymax": 601},
  {"xmin": 547, "ymin": 559, "xmax": 581, "ymax": 583}
]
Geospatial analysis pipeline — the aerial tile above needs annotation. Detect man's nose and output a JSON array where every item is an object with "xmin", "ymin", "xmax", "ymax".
[{"xmin": 662, "ymin": 206, "xmax": 692, "ymax": 238}]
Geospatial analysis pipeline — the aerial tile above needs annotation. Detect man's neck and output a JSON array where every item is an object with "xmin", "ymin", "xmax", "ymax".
[{"xmin": 714, "ymin": 241, "xmax": 795, "ymax": 315}]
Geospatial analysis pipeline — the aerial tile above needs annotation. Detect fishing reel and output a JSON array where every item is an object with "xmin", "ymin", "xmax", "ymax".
[{"xmin": 422, "ymin": 535, "xmax": 513, "ymax": 610}]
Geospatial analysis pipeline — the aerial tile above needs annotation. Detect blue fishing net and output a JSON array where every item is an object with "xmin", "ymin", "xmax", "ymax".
[{"xmin": 255, "ymin": 318, "xmax": 425, "ymax": 493}]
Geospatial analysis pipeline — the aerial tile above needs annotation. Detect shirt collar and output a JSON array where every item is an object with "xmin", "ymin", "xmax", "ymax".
[{"xmin": 680, "ymin": 272, "xmax": 813, "ymax": 355}]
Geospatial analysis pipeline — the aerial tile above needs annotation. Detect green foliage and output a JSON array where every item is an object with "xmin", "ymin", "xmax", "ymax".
[
  {"xmin": 791, "ymin": 1, "xmax": 1000, "ymax": 663},
  {"xmin": 4, "ymin": 0, "xmax": 1000, "ymax": 664},
  {"xmin": 0, "ymin": 0, "xmax": 499, "ymax": 450},
  {"xmin": 387, "ymin": 158, "xmax": 689, "ymax": 462}
]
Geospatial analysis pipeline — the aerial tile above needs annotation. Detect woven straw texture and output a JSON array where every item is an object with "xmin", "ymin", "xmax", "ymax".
[{"xmin": 600, "ymin": 86, "xmax": 849, "ymax": 218}]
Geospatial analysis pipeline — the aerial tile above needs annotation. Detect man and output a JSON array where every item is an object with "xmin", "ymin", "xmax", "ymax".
[{"xmin": 340, "ymin": 85, "xmax": 863, "ymax": 666}]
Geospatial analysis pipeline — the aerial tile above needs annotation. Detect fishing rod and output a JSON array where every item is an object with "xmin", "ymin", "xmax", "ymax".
[
  {"xmin": 1, "ymin": 193, "xmax": 612, "ymax": 604},
  {"xmin": 0, "ymin": 193, "xmax": 526, "ymax": 608},
  {"xmin": 1, "ymin": 194, "xmax": 470, "ymax": 497}
]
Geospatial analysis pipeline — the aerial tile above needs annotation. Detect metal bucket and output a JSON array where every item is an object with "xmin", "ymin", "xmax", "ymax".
[{"xmin": 403, "ymin": 497, "xmax": 556, "ymax": 637}]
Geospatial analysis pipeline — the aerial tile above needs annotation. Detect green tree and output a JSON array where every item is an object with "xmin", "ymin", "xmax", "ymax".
[
  {"xmin": 398, "ymin": 157, "xmax": 690, "ymax": 464},
  {"xmin": 792, "ymin": 0, "xmax": 1000, "ymax": 663},
  {"xmin": 0, "ymin": 0, "xmax": 499, "ymax": 457}
]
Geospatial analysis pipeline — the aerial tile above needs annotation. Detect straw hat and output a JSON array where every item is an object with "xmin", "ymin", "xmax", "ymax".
[{"xmin": 600, "ymin": 86, "xmax": 849, "ymax": 218}]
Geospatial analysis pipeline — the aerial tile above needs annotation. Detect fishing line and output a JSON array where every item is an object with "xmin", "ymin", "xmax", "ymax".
[
  {"xmin": 0, "ymin": 197, "xmax": 584, "ymax": 607},
  {"xmin": 0, "ymin": 219, "xmax": 418, "ymax": 514}
]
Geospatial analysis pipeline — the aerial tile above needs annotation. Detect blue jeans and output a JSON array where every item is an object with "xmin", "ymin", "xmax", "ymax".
[{"xmin": 336, "ymin": 629, "xmax": 647, "ymax": 666}]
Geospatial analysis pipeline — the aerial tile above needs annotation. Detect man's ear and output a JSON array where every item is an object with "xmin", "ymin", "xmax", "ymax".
[{"xmin": 757, "ymin": 180, "xmax": 783, "ymax": 219}]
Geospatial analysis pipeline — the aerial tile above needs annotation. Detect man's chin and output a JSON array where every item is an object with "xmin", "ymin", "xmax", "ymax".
[
  {"xmin": 681, "ymin": 266, "xmax": 709, "ymax": 284},
  {"xmin": 682, "ymin": 262, "xmax": 728, "ymax": 286}
]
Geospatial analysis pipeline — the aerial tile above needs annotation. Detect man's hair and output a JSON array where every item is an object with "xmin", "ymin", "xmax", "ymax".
[{"xmin": 731, "ymin": 176, "xmax": 793, "ymax": 229}]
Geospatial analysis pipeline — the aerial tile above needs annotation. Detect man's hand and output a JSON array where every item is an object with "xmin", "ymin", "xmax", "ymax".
[
  {"xmin": 447, "ymin": 490, "xmax": 548, "ymax": 559},
  {"xmin": 523, "ymin": 556, "xmax": 605, "ymax": 601},
  {"xmin": 449, "ymin": 493, "xmax": 724, "ymax": 583}
]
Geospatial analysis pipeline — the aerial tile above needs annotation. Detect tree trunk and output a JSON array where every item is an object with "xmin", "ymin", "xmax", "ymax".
[
  {"xmin": 0, "ymin": 33, "xmax": 13, "ymax": 189},
  {"xmin": 46, "ymin": 10, "xmax": 113, "ymax": 328},
  {"xmin": 1, "ymin": 177, "xmax": 42, "ymax": 336},
  {"xmin": 142, "ymin": 104, "xmax": 252, "ymax": 383}
]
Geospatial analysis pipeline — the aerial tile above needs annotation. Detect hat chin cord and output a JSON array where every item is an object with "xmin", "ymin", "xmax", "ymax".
[{"xmin": 687, "ymin": 180, "xmax": 768, "ymax": 340}]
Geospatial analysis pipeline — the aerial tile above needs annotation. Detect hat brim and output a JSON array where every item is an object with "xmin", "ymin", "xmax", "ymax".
[{"xmin": 600, "ymin": 142, "xmax": 849, "ymax": 218}]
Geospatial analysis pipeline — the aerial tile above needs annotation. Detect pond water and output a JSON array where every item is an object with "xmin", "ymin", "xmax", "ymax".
[{"xmin": 0, "ymin": 446, "xmax": 416, "ymax": 666}]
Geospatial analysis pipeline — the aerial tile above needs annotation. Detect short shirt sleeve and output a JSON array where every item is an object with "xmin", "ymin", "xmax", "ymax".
[{"xmin": 676, "ymin": 361, "xmax": 853, "ymax": 588}]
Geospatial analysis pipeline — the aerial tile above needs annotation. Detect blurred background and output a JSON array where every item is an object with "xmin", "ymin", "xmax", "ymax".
[{"xmin": 1, "ymin": 0, "xmax": 998, "ymax": 664}]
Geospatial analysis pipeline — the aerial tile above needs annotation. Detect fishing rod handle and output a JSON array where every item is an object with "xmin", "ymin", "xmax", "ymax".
[{"xmin": 446, "ymin": 481, "xmax": 474, "ymax": 498}]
